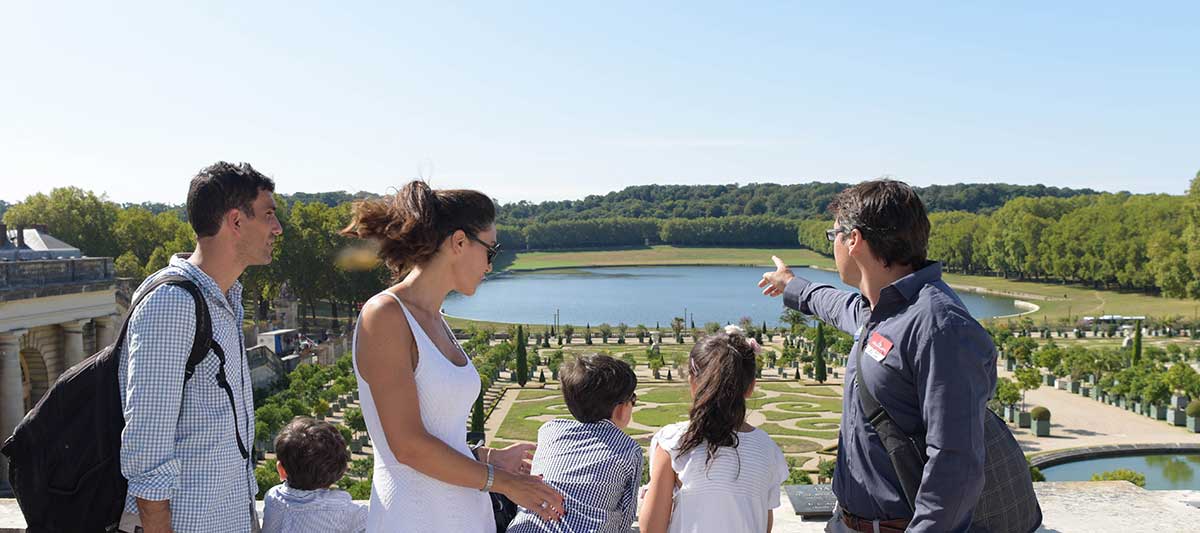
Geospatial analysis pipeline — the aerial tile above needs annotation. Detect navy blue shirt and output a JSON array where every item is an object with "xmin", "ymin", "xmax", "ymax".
[{"xmin": 783, "ymin": 262, "xmax": 997, "ymax": 533}]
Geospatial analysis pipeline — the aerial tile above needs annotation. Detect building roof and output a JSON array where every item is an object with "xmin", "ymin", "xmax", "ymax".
[{"xmin": 0, "ymin": 227, "xmax": 82, "ymax": 261}]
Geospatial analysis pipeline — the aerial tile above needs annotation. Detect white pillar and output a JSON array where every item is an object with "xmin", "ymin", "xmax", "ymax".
[
  {"xmin": 1, "ymin": 329, "xmax": 29, "ymax": 491},
  {"xmin": 62, "ymin": 320, "xmax": 86, "ymax": 370},
  {"xmin": 94, "ymin": 315, "xmax": 118, "ymax": 350}
]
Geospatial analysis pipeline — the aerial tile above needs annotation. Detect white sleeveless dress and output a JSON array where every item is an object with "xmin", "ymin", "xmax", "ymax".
[{"xmin": 352, "ymin": 292, "xmax": 493, "ymax": 532}]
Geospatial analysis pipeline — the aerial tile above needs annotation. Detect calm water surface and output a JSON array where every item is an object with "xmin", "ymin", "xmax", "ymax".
[
  {"xmin": 1041, "ymin": 454, "xmax": 1200, "ymax": 490},
  {"xmin": 443, "ymin": 266, "xmax": 1021, "ymax": 327}
]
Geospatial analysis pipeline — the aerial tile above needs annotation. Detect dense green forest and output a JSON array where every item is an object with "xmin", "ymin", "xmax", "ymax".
[
  {"xmin": 4, "ymin": 177, "xmax": 1195, "ymax": 310},
  {"xmin": 496, "ymin": 182, "xmax": 1098, "ymax": 224}
]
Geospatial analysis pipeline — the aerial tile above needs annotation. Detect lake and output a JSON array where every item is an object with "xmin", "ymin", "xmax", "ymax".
[
  {"xmin": 443, "ymin": 265, "xmax": 1022, "ymax": 327},
  {"xmin": 1041, "ymin": 454, "xmax": 1200, "ymax": 490}
]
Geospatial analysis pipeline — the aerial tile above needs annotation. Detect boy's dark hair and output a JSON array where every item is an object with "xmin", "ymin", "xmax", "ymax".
[
  {"xmin": 828, "ymin": 179, "xmax": 930, "ymax": 268},
  {"xmin": 560, "ymin": 354, "xmax": 638, "ymax": 423},
  {"xmin": 187, "ymin": 161, "xmax": 276, "ymax": 238},
  {"xmin": 274, "ymin": 417, "xmax": 350, "ymax": 490}
]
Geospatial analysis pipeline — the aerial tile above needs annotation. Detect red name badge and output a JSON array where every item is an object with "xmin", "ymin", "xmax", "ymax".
[{"xmin": 865, "ymin": 332, "xmax": 893, "ymax": 362}]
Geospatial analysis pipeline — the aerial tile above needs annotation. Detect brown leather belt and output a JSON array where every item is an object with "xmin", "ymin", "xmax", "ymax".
[{"xmin": 840, "ymin": 508, "xmax": 911, "ymax": 533}]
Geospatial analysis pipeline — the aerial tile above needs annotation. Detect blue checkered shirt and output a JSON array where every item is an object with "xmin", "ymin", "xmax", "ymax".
[
  {"xmin": 507, "ymin": 418, "xmax": 643, "ymax": 533},
  {"xmin": 261, "ymin": 484, "xmax": 368, "ymax": 533},
  {"xmin": 117, "ymin": 255, "xmax": 258, "ymax": 532}
]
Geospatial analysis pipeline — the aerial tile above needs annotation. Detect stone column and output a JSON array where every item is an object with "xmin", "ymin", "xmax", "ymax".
[
  {"xmin": 62, "ymin": 320, "xmax": 87, "ymax": 370},
  {"xmin": 94, "ymin": 315, "xmax": 118, "ymax": 350},
  {"xmin": 1, "ymin": 329, "xmax": 28, "ymax": 492}
]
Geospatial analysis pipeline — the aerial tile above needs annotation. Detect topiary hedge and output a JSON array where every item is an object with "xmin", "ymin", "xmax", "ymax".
[
  {"xmin": 1187, "ymin": 399, "xmax": 1200, "ymax": 418},
  {"xmin": 1031, "ymin": 406, "xmax": 1051, "ymax": 421}
]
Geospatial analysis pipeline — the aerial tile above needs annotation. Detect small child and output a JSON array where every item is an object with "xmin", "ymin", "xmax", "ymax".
[
  {"xmin": 507, "ymin": 354, "xmax": 643, "ymax": 533},
  {"xmin": 262, "ymin": 417, "xmax": 368, "ymax": 533},
  {"xmin": 640, "ymin": 326, "xmax": 789, "ymax": 533}
]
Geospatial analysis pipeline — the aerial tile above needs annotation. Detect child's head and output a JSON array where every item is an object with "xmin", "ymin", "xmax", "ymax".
[
  {"xmin": 560, "ymin": 354, "xmax": 639, "ymax": 428},
  {"xmin": 273, "ymin": 416, "xmax": 351, "ymax": 490},
  {"xmin": 679, "ymin": 325, "xmax": 758, "ymax": 462}
]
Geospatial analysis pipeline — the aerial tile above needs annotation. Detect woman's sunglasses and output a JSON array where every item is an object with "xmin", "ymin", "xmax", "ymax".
[{"xmin": 466, "ymin": 233, "xmax": 501, "ymax": 264}]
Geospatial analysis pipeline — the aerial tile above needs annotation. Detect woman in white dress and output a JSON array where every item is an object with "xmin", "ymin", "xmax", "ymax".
[{"xmin": 341, "ymin": 181, "xmax": 565, "ymax": 532}]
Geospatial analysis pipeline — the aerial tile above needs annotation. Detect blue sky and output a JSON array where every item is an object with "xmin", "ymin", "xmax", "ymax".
[{"xmin": 2, "ymin": 2, "xmax": 1197, "ymax": 204}]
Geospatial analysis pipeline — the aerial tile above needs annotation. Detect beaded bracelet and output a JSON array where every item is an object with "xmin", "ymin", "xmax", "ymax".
[{"xmin": 480, "ymin": 463, "xmax": 495, "ymax": 492}]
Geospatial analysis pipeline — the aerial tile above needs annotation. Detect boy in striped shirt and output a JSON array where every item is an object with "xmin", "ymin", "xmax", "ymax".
[
  {"xmin": 261, "ymin": 417, "xmax": 368, "ymax": 533},
  {"xmin": 508, "ymin": 354, "xmax": 643, "ymax": 533}
]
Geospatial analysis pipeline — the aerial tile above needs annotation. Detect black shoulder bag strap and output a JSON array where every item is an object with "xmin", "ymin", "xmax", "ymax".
[
  {"xmin": 854, "ymin": 345, "xmax": 927, "ymax": 513},
  {"xmin": 126, "ymin": 276, "xmax": 250, "ymax": 461}
]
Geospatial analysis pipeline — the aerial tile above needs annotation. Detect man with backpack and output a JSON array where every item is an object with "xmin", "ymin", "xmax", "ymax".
[
  {"xmin": 116, "ymin": 162, "xmax": 282, "ymax": 532},
  {"xmin": 759, "ymin": 180, "xmax": 1040, "ymax": 533}
]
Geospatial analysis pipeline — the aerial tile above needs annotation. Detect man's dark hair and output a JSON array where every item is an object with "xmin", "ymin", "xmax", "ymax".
[
  {"xmin": 274, "ymin": 417, "xmax": 350, "ymax": 490},
  {"xmin": 187, "ymin": 161, "xmax": 276, "ymax": 238},
  {"xmin": 828, "ymin": 179, "xmax": 930, "ymax": 267},
  {"xmin": 560, "ymin": 354, "xmax": 638, "ymax": 423}
]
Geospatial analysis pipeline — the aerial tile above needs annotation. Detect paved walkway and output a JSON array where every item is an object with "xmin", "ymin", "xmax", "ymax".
[{"xmin": 998, "ymin": 363, "xmax": 1200, "ymax": 455}]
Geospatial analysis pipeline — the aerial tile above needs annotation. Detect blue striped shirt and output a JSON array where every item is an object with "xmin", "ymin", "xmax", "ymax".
[
  {"xmin": 507, "ymin": 418, "xmax": 642, "ymax": 533},
  {"xmin": 117, "ymin": 255, "xmax": 258, "ymax": 532},
  {"xmin": 261, "ymin": 484, "xmax": 368, "ymax": 533}
]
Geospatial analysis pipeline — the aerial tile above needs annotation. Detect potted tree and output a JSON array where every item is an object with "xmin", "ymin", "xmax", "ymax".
[
  {"xmin": 1035, "ymin": 342, "xmax": 1063, "ymax": 387},
  {"xmin": 998, "ymin": 378, "xmax": 1021, "ymax": 423},
  {"xmin": 1014, "ymin": 366, "xmax": 1041, "ymax": 428},
  {"xmin": 1031, "ymin": 406, "xmax": 1052, "ymax": 437},
  {"xmin": 1165, "ymin": 363, "xmax": 1198, "ymax": 424},
  {"xmin": 1187, "ymin": 400, "xmax": 1200, "ymax": 433},
  {"xmin": 1142, "ymin": 379, "xmax": 1170, "ymax": 421}
]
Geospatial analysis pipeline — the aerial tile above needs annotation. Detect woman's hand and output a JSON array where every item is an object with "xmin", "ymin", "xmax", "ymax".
[
  {"xmin": 495, "ymin": 470, "xmax": 566, "ymax": 523},
  {"xmin": 489, "ymin": 443, "xmax": 536, "ymax": 475}
]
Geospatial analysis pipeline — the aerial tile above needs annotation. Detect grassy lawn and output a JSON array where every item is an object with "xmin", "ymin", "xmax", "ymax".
[
  {"xmin": 941, "ymin": 272, "xmax": 1200, "ymax": 323},
  {"xmin": 508, "ymin": 388, "xmax": 562, "ymax": 401},
  {"xmin": 633, "ymin": 404, "xmax": 692, "ymax": 427},
  {"xmin": 761, "ymin": 410, "xmax": 819, "ymax": 421},
  {"xmin": 774, "ymin": 437, "xmax": 823, "ymax": 454},
  {"xmin": 496, "ymin": 383, "xmax": 845, "ymax": 448},
  {"xmin": 758, "ymin": 422, "xmax": 839, "ymax": 440},
  {"xmin": 505, "ymin": 246, "xmax": 833, "ymax": 271},
  {"xmin": 495, "ymin": 395, "xmax": 567, "ymax": 442}
]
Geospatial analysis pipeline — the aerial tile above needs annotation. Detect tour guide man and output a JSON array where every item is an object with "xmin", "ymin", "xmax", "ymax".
[{"xmin": 759, "ymin": 180, "xmax": 997, "ymax": 533}]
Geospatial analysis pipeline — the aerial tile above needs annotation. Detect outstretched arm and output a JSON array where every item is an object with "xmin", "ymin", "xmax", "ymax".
[{"xmin": 760, "ymin": 255, "xmax": 864, "ymax": 335}]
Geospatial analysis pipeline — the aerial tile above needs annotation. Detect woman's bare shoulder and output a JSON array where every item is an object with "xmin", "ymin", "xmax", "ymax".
[{"xmin": 356, "ymin": 292, "xmax": 415, "ymax": 370}]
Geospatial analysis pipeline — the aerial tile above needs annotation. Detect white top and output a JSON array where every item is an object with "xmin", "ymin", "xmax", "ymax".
[
  {"xmin": 261, "ymin": 484, "xmax": 368, "ymax": 533},
  {"xmin": 352, "ymin": 292, "xmax": 493, "ymax": 532},
  {"xmin": 650, "ymin": 422, "xmax": 789, "ymax": 533}
]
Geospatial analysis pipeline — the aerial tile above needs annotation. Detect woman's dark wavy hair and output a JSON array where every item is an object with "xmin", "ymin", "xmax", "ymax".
[
  {"xmin": 340, "ymin": 180, "xmax": 495, "ymax": 281},
  {"xmin": 678, "ymin": 329, "xmax": 758, "ymax": 467}
]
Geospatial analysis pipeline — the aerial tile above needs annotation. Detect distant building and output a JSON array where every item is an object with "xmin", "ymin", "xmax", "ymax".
[
  {"xmin": 0, "ymin": 223, "xmax": 82, "ymax": 261},
  {"xmin": 247, "ymin": 344, "xmax": 290, "ymax": 391},
  {"xmin": 257, "ymin": 328, "xmax": 301, "ymax": 356},
  {"xmin": 0, "ymin": 225, "xmax": 117, "ymax": 494}
]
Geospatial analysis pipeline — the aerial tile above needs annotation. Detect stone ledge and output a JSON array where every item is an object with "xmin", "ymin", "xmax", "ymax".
[{"xmin": 2, "ymin": 482, "xmax": 1198, "ymax": 532}]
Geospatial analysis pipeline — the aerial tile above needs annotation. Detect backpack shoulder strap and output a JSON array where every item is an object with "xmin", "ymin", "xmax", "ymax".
[
  {"xmin": 164, "ymin": 281, "xmax": 250, "ymax": 461},
  {"xmin": 165, "ymin": 280, "xmax": 213, "ymax": 383}
]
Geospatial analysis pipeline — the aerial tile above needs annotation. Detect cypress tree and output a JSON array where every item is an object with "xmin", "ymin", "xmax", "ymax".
[
  {"xmin": 814, "ymin": 322, "xmax": 828, "ymax": 384},
  {"xmin": 516, "ymin": 325, "xmax": 529, "ymax": 387}
]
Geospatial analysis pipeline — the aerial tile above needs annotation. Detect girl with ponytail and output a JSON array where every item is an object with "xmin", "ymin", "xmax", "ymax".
[
  {"xmin": 639, "ymin": 325, "xmax": 789, "ymax": 533},
  {"xmin": 342, "ymin": 181, "xmax": 564, "ymax": 531}
]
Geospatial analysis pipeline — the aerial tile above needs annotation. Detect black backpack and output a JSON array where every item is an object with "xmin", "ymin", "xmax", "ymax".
[
  {"xmin": 1, "ymin": 275, "xmax": 250, "ymax": 533},
  {"xmin": 855, "ymin": 346, "xmax": 1042, "ymax": 533}
]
